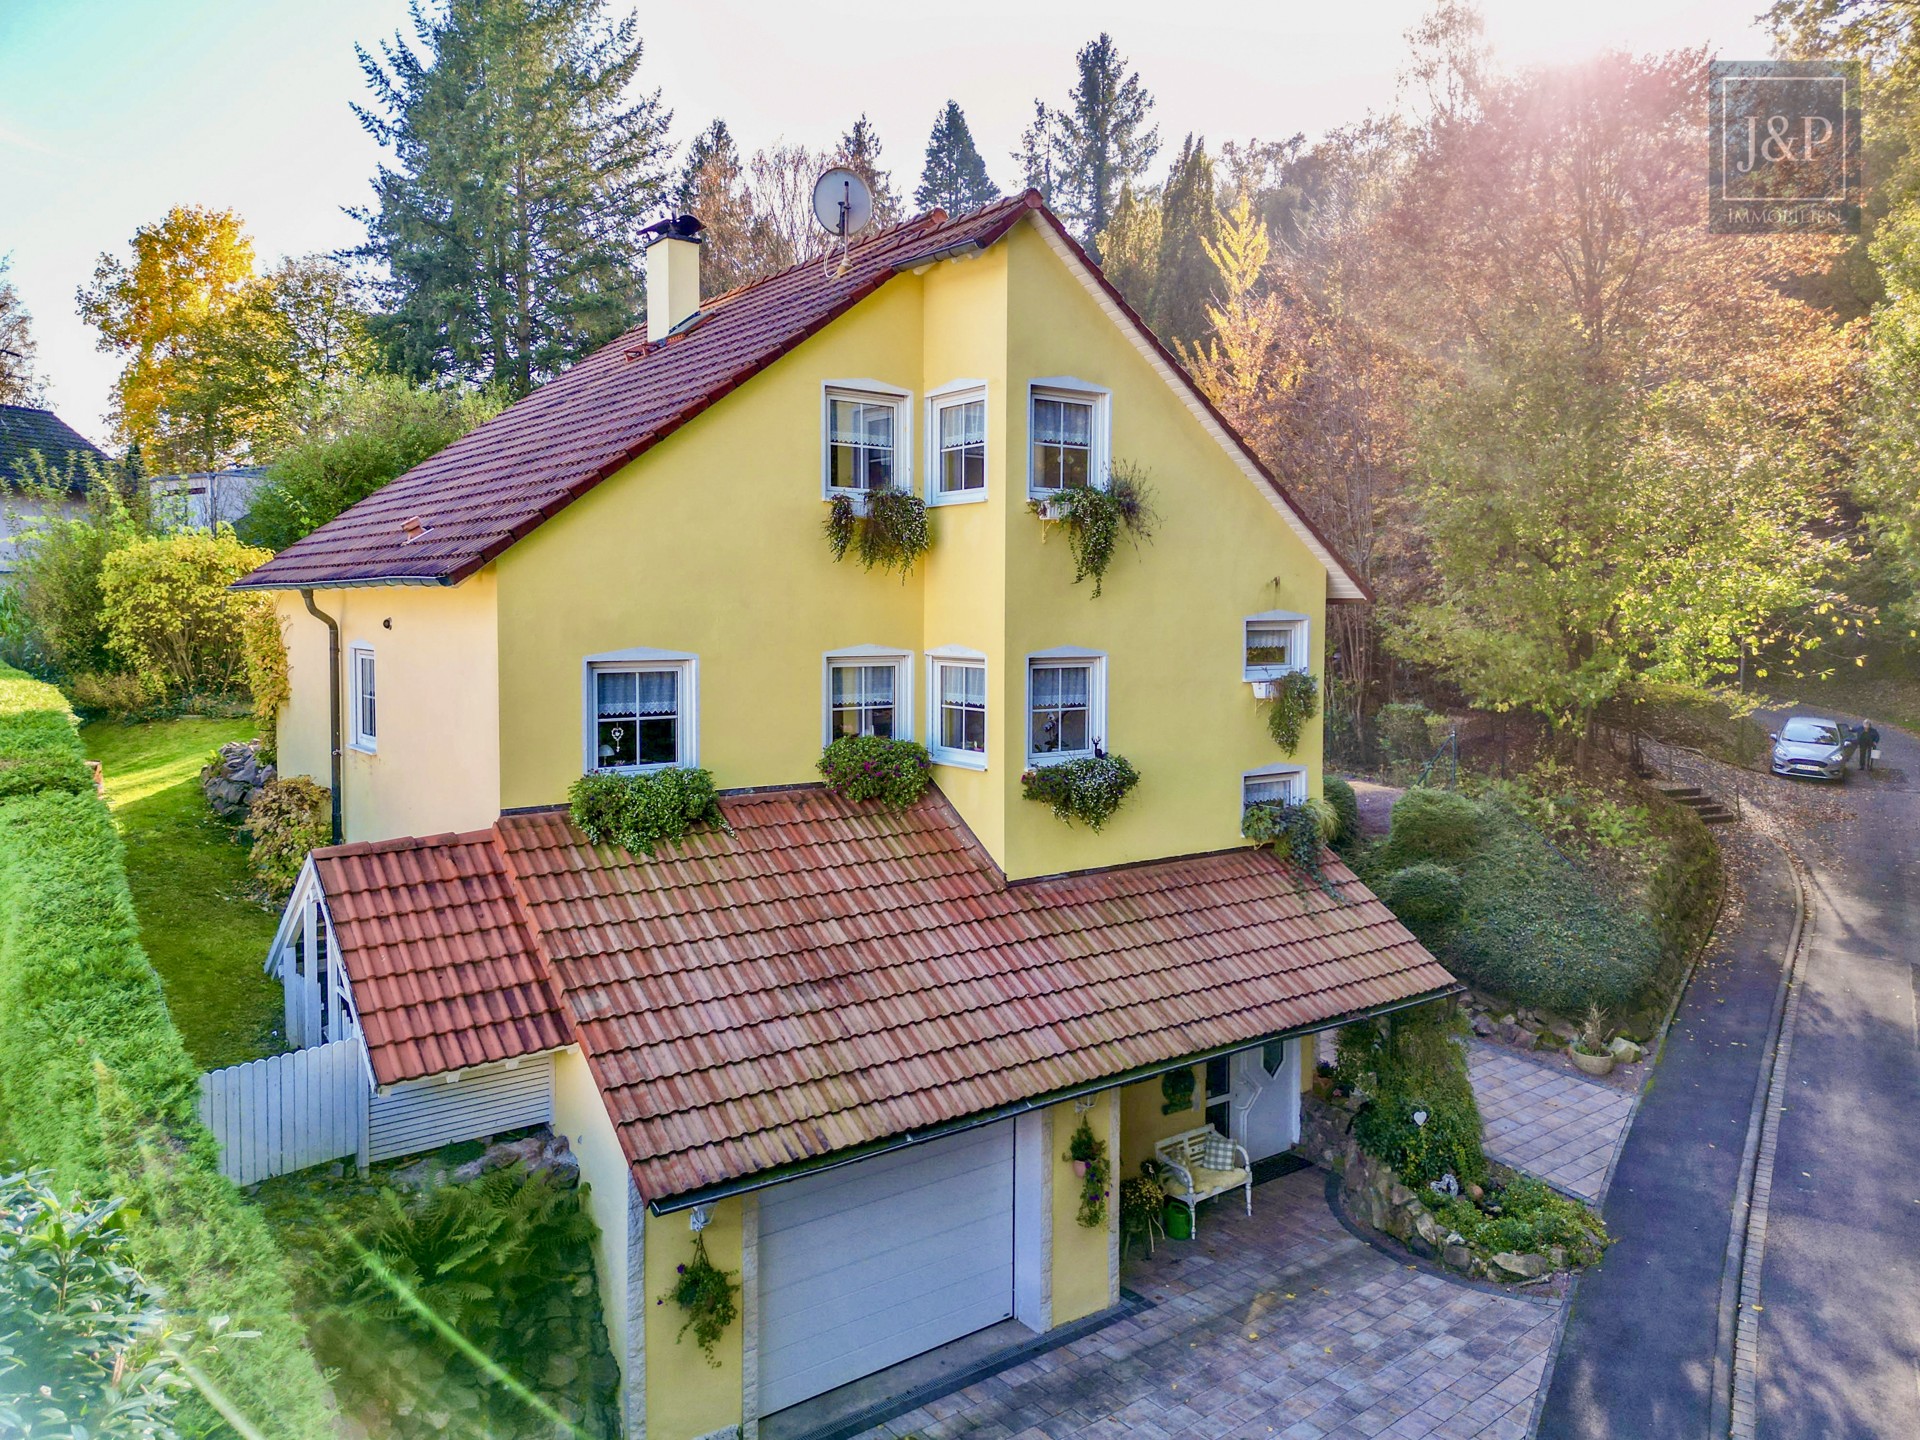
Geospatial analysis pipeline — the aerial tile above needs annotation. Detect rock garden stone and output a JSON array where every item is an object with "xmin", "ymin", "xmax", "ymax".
[
  {"xmin": 200, "ymin": 739, "xmax": 275, "ymax": 822},
  {"xmin": 1608, "ymin": 1037, "xmax": 1644, "ymax": 1063}
]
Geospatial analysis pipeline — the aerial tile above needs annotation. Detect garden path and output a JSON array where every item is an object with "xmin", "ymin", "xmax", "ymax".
[{"xmin": 1467, "ymin": 1045, "xmax": 1634, "ymax": 1205}]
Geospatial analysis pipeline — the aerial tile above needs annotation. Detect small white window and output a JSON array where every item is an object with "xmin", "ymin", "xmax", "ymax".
[
  {"xmin": 587, "ymin": 657, "xmax": 695, "ymax": 771},
  {"xmin": 930, "ymin": 655, "xmax": 988, "ymax": 766},
  {"xmin": 825, "ymin": 650, "xmax": 911, "ymax": 743},
  {"xmin": 931, "ymin": 387, "xmax": 987, "ymax": 500},
  {"xmin": 348, "ymin": 645, "xmax": 376, "ymax": 752},
  {"xmin": 824, "ymin": 386, "xmax": 909, "ymax": 496},
  {"xmin": 1028, "ymin": 382, "xmax": 1110, "ymax": 496},
  {"xmin": 1027, "ymin": 654, "xmax": 1106, "ymax": 764},
  {"xmin": 1243, "ymin": 766, "xmax": 1307, "ymax": 823},
  {"xmin": 1244, "ymin": 612, "xmax": 1310, "ymax": 681}
]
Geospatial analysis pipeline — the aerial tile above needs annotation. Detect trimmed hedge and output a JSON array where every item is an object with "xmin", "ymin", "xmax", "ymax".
[
  {"xmin": 1377, "ymin": 787, "xmax": 1482, "ymax": 870},
  {"xmin": 0, "ymin": 666, "xmax": 333, "ymax": 1437},
  {"xmin": 1378, "ymin": 862, "xmax": 1465, "ymax": 939}
]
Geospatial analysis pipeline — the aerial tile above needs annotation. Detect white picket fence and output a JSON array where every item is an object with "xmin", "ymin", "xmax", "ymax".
[{"xmin": 198, "ymin": 1038, "xmax": 368, "ymax": 1185}]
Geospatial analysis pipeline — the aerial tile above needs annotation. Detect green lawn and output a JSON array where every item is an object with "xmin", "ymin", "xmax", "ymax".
[{"xmin": 82, "ymin": 717, "xmax": 285, "ymax": 1071}]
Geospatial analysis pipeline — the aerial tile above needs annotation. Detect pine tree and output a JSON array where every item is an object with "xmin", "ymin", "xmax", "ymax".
[
  {"xmin": 1096, "ymin": 183, "xmax": 1161, "ymax": 315},
  {"xmin": 1013, "ymin": 99, "xmax": 1057, "ymax": 203},
  {"xmin": 351, "ymin": 0, "xmax": 672, "ymax": 395},
  {"xmin": 1148, "ymin": 135, "xmax": 1223, "ymax": 351},
  {"xmin": 1049, "ymin": 33, "xmax": 1160, "ymax": 258},
  {"xmin": 836, "ymin": 114, "xmax": 901, "ymax": 226},
  {"xmin": 915, "ymin": 102, "xmax": 999, "ymax": 216},
  {"xmin": 676, "ymin": 118, "xmax": 738, "ymax": 211}
]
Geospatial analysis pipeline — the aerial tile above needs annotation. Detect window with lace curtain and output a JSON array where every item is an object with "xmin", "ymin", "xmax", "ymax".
[
  {"xmin": 1027, "ymin": 656, "xmax": 1104, "ymax": 763},
  {"xmin": 824, "ymin": 386, "xmax": 909, "ymax": 495},
  {"xmin": 1028, "ymin": 382, "xmax": 1109, "ymax": 496},
  {"xmin": 589, "ymin": 662, "xmax": 690, "ymax": 770},
  {"xmin": 931, "ymin": 388, "xmax": 987, "ymax": 499},
  {"xmin": 930, "ymin": 655, "xmax": 987, "ymax": 766}
]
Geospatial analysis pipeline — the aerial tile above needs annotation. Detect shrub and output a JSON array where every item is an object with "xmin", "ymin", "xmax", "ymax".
[
  {"xmin": 1029, "ymin": 463, "xmax": 1155, "ymax": 597},
  {"xmin": 1261, "ymin": 671, "xmax": 1319, "ymax": 752},
  {"xmin": 1445, "ymin": 808, "xmax": 1661, "ymax": 1013},
  {"xmin": 0, "ymin": 665, "xmax": 333, "ymax": 1436},
  {"xmin": 1322, "ymin": 775, "xmax": 1361, "ymax": 848},
  {"xmin": 1430, "ymin": 1175, "xmax": 1607, "ymax": 1266},
  {"xmin": 824, "ymin": 489, "xmax": 932, "ymax": 578},
  {"xmin": 1379, "ymin": 863, "xmax": 1465, "ymax": 939},
  {"xmin": 1375, "ymin": 700, "xmax": 1443, "ymax": 768},
  {"xmin": 818, "ymin": 734, "xmax": 933, "ymax": 807},
  {"xmin": 0, "ymin": 1172, "xmax": 194, "ymax": 1438},
  {"xmin": 306, "ymin": 1163, "xmax": 619, "ymax": 1433},
  {"xmin": 1336, "ymin": 1006, "xmax": 1486, "ymax": 1191},
  {"xmin": 1378, "ymin": 787, "xmax": 1484, "ymax": 869},
  {"xmin": 1021, "ymin": 753, "xmax": 1141, "ymax": 830},
  {"xmin": 10, "ymin": 471, "xmax": 144, "ymax": 676},
  {"xmin": 65, "ymin": 668, "xmax": 166, "ymax": 720},
  {"xmin": 569, "ymin": 766, "xmax": 726, "ymax": 857},
  {"xmin": 99, "ymin": 528, "xmax": 275, "ymax": 699},
  {"xmin": 240, "ymin": 374, "xmax": 502, "ymax": 552},
  {"xmin": 244, "ymin": 776, "xmax": 332, "ymax": 899}
]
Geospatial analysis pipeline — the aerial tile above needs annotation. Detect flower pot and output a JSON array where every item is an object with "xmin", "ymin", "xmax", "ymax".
[
  {"xmin": 1072, "ymin": 1159, "xmax": 1089, "ymax": 1179},
  {"xmin": 1250, "ymin": 678, "xmax": 1283, "ymax": 700},
  {"xmin": 1570, "ymin": 1049, "xmax": 1615, "ymax": 1076}
]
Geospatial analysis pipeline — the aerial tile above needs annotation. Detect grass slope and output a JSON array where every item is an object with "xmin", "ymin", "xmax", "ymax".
[{"xmin": 82, "ymin": 718, "xmax": 284, "ymax": 1070}]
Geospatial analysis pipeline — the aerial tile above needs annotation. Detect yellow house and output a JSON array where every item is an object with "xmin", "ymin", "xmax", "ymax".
[{"xmin": 240, "ymin": 193, "xmax": 1454, "ymax": 1440}]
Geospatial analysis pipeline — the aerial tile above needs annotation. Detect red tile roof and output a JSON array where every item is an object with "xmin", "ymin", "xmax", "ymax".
[
  {"xmin": 313, "ymin": 831, "xmax": 571, "ymax": 1084},
  {"xmin": 313, "ymin": 788, "xmax": 1453, "ymax": 1201},
  {"xmin": 236, "ymin": 193, "xmax": 1366, "ymax": 599}
]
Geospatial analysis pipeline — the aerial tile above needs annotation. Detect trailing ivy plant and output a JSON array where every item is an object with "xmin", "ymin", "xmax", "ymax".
[
  {"xmin": 817, "ymin": 735, "xmax": 933, "ymax": 808},
  {"xmin": 1064, "ymin": 1117, "xmax": 1112, "ymax": 1228},
  {"xmin": 1021, "ymin": 752, "xmax": 1141, "ymax": 830},
  {"xmin": 569, "ymin": 766, "xmax": 726, "ymax": 857},
  {"xmin": 664, "ymin": 1232, "xmax": 740, "ymax": 1366},
  {"xmin": 824, "ymin": 489, "xmax": 932, "ymax": 578},
  {"xmin": 1261, "ymin": 671, "xmax": 1319, "ymax": 753},
  {"xmin": 1027, "ymin": 464, "xmax": 1155, "ymax": 597},
  {"xmin": 1243, "ymin": 797, "xmax": 1338, "ymax": 891}
]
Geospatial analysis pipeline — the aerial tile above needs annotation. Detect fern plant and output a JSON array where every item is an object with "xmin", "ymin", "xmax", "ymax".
[
  {"xmin": 1028, "ymin": 463, "xmax": 1155, "ymax": 597},
  {"xmin": 825, "ymin": 489, "xmax": 932, "ymax": 578}
]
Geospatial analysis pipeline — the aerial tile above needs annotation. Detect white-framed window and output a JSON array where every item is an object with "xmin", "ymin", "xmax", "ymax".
[
  {"xmin": 928, "ymin": 650, "xmax": 988, "ymax": 768},
  {"xmin": 348, "ymin": 645, "xmax": 376, "ymax": 753},
  {"xmin": 1026, "ymin": 650, "xmax": 1107, "ymax": 764},
  {"xmin": 824, "ymin": 383, "xmax": 911, "ymax": 496},
  {"xmin": 824, "ymin": 647, "xmax": 912, "ymax": 743},
  {"xmin": 1244, "ymin": 612, "xmax": 1310, "ymax": 681},
  {"xmin": 583, "ymin": 648, "xmax": 697, "ymax": 772},
  {"xmin": 929, "ymin": 383, "xmax": 987, "ymax": 502},
  {"xmin": 1242, "ymin": 765, "xmax": 1307, "ymax": 827},
  {"xmin": 1028, "ymin": 380, "xmax": 1110, "ymax": 496}
]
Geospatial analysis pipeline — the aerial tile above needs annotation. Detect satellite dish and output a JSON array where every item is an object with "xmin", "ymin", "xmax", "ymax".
[{"xmin": 812, "ymin": 168, "xmax": 874, "ymax": 238}]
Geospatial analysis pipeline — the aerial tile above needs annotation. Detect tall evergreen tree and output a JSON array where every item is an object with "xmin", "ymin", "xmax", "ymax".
[
  {"xmin": 351, "ymin": 0, "xmax": 672, "ymax": 395},
  {"xmin": 1049, "ymin": 33, "xmax": 1160, "ymax": 258},
  {"xmin": 916, "ymin": 102, "xmax": 999, "ymax": 215},
  {"xmin": 675, "ymin": 118, "xmax": 739, "ymax": 211},
  {"xmin": 1149, "ymin": 135, "xmax": 1222, "ymax": 351},
  {"xmin": 1095, "ymin": 183, "xmax": 1161, "ymax": 314},
  {"xmin": 1013, "ymin": 99, "xmax": 1057, "ymax": 203},
  {"xmin": 836, "ymin": 114, "xmax": 901, "ymax": 226}
]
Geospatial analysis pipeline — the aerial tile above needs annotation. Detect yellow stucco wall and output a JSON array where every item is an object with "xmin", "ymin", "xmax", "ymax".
[
  {"xmin": 1119, "ymin": 1068, "xmax": 1203, "ymax": 1178},
  {"xmin": 274, "ymin": 575, "xmax": 501, "ymax": 843},
  {"xmin": 551, "ymin": 1048, "xmax": 636, "ymax": 1422},
  {"xmin": 643, "ymin": 1196, "xmax": 745, "ymax": 1440},
  {"xmin": 1049, "ymin": 1097, "xmax": 1118, "ymax": 1325}
]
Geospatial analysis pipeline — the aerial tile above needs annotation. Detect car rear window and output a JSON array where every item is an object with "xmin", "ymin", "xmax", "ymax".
[{"xmin": 1781, "ymin": 719, "xmax": 1841, "ymax": 744}]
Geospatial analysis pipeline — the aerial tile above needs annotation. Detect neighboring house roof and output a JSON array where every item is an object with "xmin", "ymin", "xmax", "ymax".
[
  {"xmin": 236, "ymin": 194, "xmax": 1368, "ymax": 599},
  {"xmin": 0, "ymin": 405, "xmax": 108, "ymax": 494},
  {"xmin": 311, "ymin": 786, "xmax": 1452, "ymax": 1203},
  {"xmin": 313, "ymin": 830, "xmax": 570, "ymax": 1082}
]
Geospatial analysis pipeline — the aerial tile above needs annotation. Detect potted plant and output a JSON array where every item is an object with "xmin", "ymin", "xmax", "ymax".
[
  {"xmin": 1257, "ymin": 671, "xmax": 1319, "ymax": 753},
  {"xmin": 1570, "ymin": 1004, "xmax": 1615, "ymax": 1076},
  {"xmin": 825, "ymin": 488, "xmax": 931, "ymax": 577},
  {"xmin": 1021, "ymin": 750, "xmax": 1141, "ymax": 830},
  {"xmin": 1027, "ymin": 463, "xmax": 1156, "ymax": 597},
  {"xmin": 1063, "ymin": 1116, "xmax": 1111, "ymax": 1228}
]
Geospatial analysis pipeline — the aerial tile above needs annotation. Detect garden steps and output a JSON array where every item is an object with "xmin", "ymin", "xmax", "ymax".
[{"xmin": 1659, "ymin": 784, "xmax": 1737, "ymax": 825}]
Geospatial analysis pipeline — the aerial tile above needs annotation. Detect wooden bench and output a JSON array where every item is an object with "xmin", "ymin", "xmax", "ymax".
[{"xmin": 1155, "ymin": 1126, "xmax": 1252, "ymax": 1237}]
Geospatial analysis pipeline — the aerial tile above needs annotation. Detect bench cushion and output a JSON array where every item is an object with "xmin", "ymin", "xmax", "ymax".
[{"xmin": 1163, "ymin": 1164, "xmax": 1248, "ymax": 1198}]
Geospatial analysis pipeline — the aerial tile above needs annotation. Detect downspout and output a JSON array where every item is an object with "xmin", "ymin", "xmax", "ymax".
[{"xmin": 299, "ymin": 588, "xmax": 344, "ymax": 844}]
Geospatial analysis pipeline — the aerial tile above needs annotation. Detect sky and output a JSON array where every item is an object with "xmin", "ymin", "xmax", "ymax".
[{"xmin": 0, "ymin": 0, "xmax": 1777, "ymax": 446}]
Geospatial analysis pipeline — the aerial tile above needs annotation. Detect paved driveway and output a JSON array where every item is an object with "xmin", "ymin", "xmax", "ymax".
[{"xmin": 856, "ymin": 1168, "xmax": 1561, "ymax": 1440}]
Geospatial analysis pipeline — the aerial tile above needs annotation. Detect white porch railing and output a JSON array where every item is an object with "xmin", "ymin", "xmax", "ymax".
[{"xmin": 198, "ymin": 1038, "xmax": 368, "ymax": 1185}]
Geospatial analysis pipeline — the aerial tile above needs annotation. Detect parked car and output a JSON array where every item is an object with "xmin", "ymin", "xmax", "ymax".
[{"xmin": 1770, "ymin": 716, "xmax": 1854, "ymax": 782}]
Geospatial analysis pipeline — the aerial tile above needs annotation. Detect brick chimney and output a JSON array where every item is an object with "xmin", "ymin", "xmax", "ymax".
[{"xmin": 644, "ymin": 214, "xmax": 705, "ymax": 343}]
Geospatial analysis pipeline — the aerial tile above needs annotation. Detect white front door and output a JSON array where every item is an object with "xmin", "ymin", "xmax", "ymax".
[
  {"xmin": 1228, "ymin": 1038, "xmax": 1302, "ymax": 1163},
  {"xmin": 757, "ymin": 1122, "xmax": 1016, "ymax": 1414}
]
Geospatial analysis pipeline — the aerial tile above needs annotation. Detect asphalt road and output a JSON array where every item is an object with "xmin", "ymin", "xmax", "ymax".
[
  {"xmin": 1754, "ymin": 717, "xmax": 1920, "ymax": 1439},
  {"xmin": 1541, "ymin": 715, "xmax": 1920, "ymax": 1438},
  {"xmin": 1537, "ymin": 822, "xmax": 1796, "ymax": 1438}
]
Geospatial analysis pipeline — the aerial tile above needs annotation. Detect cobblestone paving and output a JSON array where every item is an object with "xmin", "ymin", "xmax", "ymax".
[
  {"xmin": 1468, "ymin": 1044, "xmax": 1634, "ymax": 1203},
  {"xmin": 853, "ymin": 1168, "xmax": 1562, "ymax": 1440}
]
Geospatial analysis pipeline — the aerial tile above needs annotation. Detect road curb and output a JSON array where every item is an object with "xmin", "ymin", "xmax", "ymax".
[{"xmin": 1709, "ymin": 824, "xmax": 1812, "ymax": 1439}]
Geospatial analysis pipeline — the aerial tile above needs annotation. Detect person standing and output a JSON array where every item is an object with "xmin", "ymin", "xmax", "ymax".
[{"xmin": 1859, "ymin": 719, "xmax": 1881, "ymax": 771}]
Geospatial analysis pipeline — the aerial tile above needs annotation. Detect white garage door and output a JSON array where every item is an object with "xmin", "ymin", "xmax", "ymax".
[{"xmin": 758, "ymin": 1121, "xmax": 1015, "ymax": 1413}]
